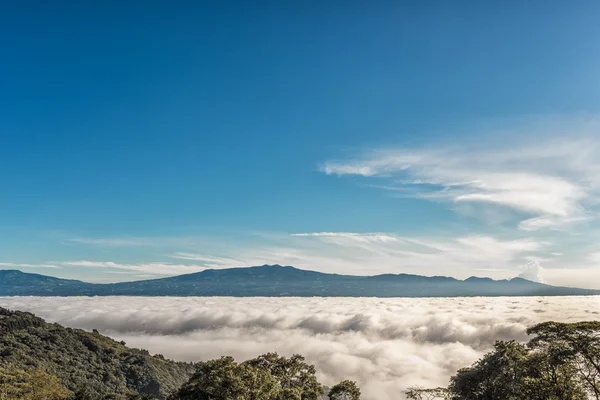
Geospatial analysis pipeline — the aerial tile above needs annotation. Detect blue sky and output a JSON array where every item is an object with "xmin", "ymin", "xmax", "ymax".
[{"xmin": 2, "ymin": 1, "xmax": 600, "ymax": 287}]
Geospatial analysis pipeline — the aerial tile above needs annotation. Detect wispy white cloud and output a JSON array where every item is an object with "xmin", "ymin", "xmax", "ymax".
[
  {"xmin": 518, "ymin": 215, "xmax": 592, "ymax": 231},
  {"xmin": 0, "ymin": 262, "xmax": 62, "ymax": 269},
  {"xmin": 169, "ymin": 253, "xmax": 244, "ymax": 267},
  {"xmin": 57, "ymin": 260, "xmax": 206, "ymax": 275},
  {"xmin": 219, "ymin": 232, "xmax": 550, "ymax": 280},
  {"xmin": 66, "ymin": 237, "xmax": 155, "ymax": 246},
  {"xmin": 64, "ymin": 235, "xmax": 215, "ymax": 249},
  {"xmin": 321, "ymin": 136, "xmax": 600, "ymax": 230},
  {"xmin": 291, "ymin": 232, "xmax": 399, "ymax": 244}
]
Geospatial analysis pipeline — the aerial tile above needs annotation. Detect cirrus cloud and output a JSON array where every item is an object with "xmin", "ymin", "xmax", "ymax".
[
  {"xmin": 322, "ymin": 136, "xmax": 600, "ymax": 231},
  {"xmin": 57, "ymin": 260, "xmax": 207, "ymax": 276}
]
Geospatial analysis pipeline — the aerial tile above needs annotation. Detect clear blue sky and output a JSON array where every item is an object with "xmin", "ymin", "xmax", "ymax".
[{"xmin": 2, "ymin": 1, "xmax": 600, "ymax": 287}]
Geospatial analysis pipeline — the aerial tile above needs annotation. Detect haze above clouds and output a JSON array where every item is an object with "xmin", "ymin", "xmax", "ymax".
[{"xmin": 2, "ymin": 296, "xmax": 599, "ymax": 400}]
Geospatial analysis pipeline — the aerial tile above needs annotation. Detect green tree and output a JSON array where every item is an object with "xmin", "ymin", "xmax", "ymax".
[
  {"xmin": 172, "ymin": 356, "xmax": 279, "ymax": 400},
  {"xmin": 528, "ymin": 321, "xmax": 600, "ymax": 399},
  {"xmin": 172, "ymin": 353, "xmax": 328, "ymax": 400},
  {"xmin": 405, "ymin": 387, "xmax": 449, "ymax": 400},
  {"xmin": 328, "ymin": 380, "xmax": 361, "ymax": 400},
  {"xmin": 0, "ymin": 366, "xmax": 69, "ymax": 400},
  {"xmin": 436, "ymin": 339, "xmax": 586, "ymax": 400},
  {"xmin": 526, "ymin": 346, "xmax": 588, "ymax": 400},
  {"xmin": 406, "ymin": 320, "xmax": 600, "ymax": 400},
  {"xmin": 449, "ymin": 341, "xmax": 532, "ymax": 400},
  {"xmin": 246, "ymin": 353, "xmax": 324, "ymax": 400}
]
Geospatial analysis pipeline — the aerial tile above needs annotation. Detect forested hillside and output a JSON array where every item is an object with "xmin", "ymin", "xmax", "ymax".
[
  {"xmin": 0, "ymin": 307, "xmax": 358, "ymax": 400},
  {"xmin": 0, "ymin": 307, "xmax": 195, "ymax": 399}
]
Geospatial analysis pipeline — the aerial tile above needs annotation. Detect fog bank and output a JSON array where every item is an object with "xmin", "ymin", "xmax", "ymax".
[{"xmin": 2, "ymin": 296, "xmax": 599, "ymax": 400}]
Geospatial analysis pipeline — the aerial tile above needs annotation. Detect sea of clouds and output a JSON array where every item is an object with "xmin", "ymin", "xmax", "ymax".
[{"xmin": 1, "ymin": 296, "xmax": 599, "ymax": 400}]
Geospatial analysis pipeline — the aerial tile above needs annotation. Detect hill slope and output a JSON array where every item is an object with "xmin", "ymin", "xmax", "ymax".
[
  {"xmin": 2, "ymin": 265, "xmax": 599, "ymax": 297},
  {"xmin": 0, "ymin": 307, "xmax": 195, "ymax": 399},
  {"xmin": 0, "ymin": 269, "xmax": 94, "ymax": 295}
]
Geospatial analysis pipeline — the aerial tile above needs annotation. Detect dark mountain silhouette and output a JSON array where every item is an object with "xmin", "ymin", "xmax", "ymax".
[
  {"xmin": 0, "ymin": 269, "xmax": 95, "ymax": 295},
  {"xmin": 1, "ymin": 265, "xmax": 598, "ymax": 297}
]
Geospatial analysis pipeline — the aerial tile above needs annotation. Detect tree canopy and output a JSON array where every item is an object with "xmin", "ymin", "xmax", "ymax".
[
  {"xmin": 172, "ymin": 356, "xmax": 279, "ymax": 400},
  {"xmin": 328, "ymin": 380, "xmax": 361, "ymax": 400},
  {"xmin": 408, "ymin": 321, "xmax": 600, "ymax": 400},
  {"xmin": 0, "ymin": 366, "xmax": 69, "ymax": 400},
  {"xmin": 172, "ymin": 353, "xmax": 360, "ymax": 400}
]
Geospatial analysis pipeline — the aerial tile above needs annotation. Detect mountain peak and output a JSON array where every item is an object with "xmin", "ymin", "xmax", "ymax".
[
  {"xmin": 464, "ymin": 276, "xmax": 495, "ymax": 282},
  {"xmin": 0, "ymin": 269, "xmax": 25, "ymax": 275}
]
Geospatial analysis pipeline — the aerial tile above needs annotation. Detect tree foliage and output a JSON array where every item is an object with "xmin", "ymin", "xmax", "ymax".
[
  {"xmin": 412, "ymin": 321, "xmax": 600, "ymax": 400},
  {"xmin": 328, "ymin": 380, "xmax": 361, "ymax": 400},
  {"xmin": 405, "ymin": 386, "xmax": 449, "ymax": 400},
  {"xmin": 528, "ymin": 321, "xmax": 600, "ymax": 399},
  {"xmin": 0, "ymin": 366, "xmax": 69, "ymax": 400},
  {"xmin": 172, "ymin": 356, "xmax": 279, "ymax": 400},
  {"xmin": 0, "ymin": 307, "xmax": 195, "ymax": 399},
  {"xmin": 246, "ymin": 353, "xmax": 323, "ymax": 400},
  {"xmin": 448, "ymin": 340, "xmax": 587, "ymax": 400},
  {"xmin": 172, "ymin": 353, "xmax": 330, "ymax": 400}
]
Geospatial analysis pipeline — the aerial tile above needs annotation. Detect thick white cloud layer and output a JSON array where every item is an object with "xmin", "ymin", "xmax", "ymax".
[{"xmin": 2, "ymin": 296, "xmax": 600, "ymax": 400}]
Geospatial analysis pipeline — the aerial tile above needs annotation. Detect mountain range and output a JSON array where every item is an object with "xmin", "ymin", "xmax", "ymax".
[{"xmin": 1, "ymin": 265, "xmax": 599, "ymax": 297}]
